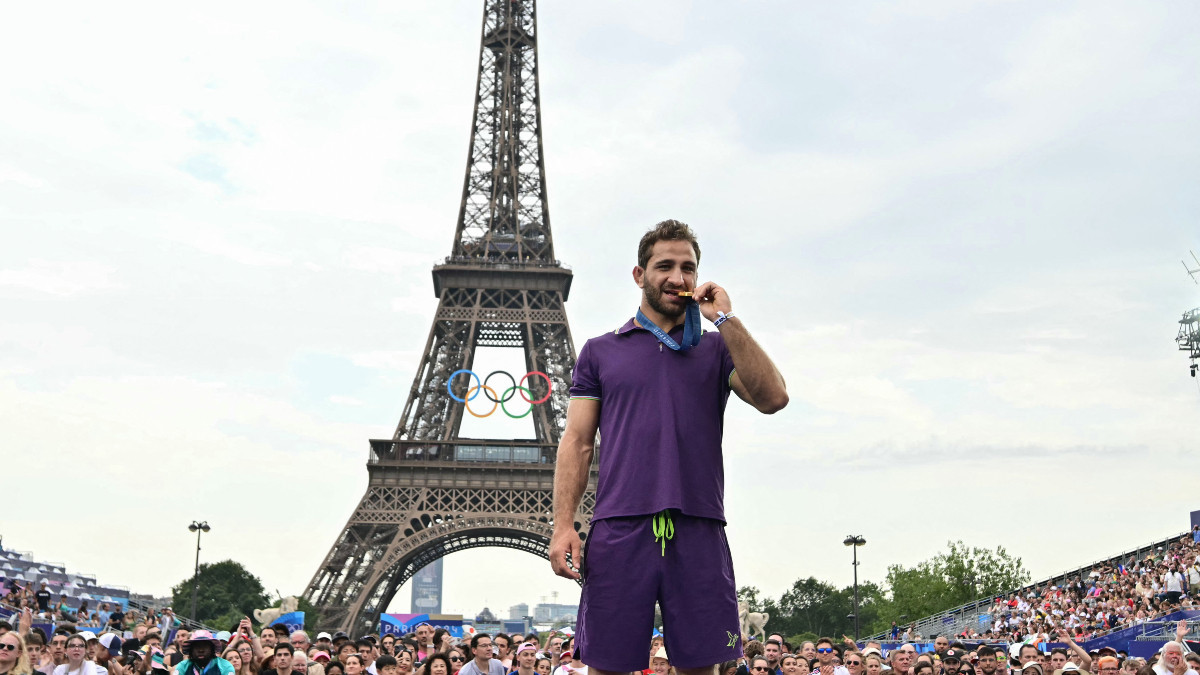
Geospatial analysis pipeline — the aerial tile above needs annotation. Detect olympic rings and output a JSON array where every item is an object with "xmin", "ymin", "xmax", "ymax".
[
  {"xmin": 464, "ymin": 385, "xmax": 499, "ymax": 417},
  {"xmin": 446, "ymin": 369, "xmax": 482, "ymax": 402},
  {"xmin": 483, "ymin": 370, "xmax": 517, "ymax": 403},
  {"xmin": 445, "ymin": 370, "xmax": 553, "ymax": 413},
  {"xmin": 500, "ymin": 386, "xmax": 533, "ymax": 419},
  {"xmin": 519, "ymin": 371, "xmax": 552, "ymax": 404}
]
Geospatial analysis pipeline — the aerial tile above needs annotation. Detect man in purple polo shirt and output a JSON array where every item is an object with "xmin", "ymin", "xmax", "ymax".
[{"xmin": 550, "ymin": 219, "xmax": 789, "ymax": 675}]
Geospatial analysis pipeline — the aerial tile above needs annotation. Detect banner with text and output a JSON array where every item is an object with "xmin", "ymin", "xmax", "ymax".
[
  {"xmin": 380, "ymin": 613, "xmax": 463, "ymax": 638},
  {"xmin": 272, "ymin": 612, "xmax": 305, "ymax": 634}
]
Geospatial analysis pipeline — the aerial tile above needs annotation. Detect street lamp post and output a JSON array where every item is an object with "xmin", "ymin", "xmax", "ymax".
[
  {"xmin": 843, "ymin": 535, "xmax": 866, "ymax": 640},
  {"xmin": 188, "ymin": 521, "xmax": 210, "ymax": 619}
]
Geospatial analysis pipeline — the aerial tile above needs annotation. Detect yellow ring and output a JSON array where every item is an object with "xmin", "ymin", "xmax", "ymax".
[{"xmin": 465, "ymin": 385, "xmax": 499, "ymax": 417}]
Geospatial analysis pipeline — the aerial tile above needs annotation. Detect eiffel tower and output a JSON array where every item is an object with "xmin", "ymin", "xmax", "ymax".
[{"xmin": 303, "ymin": 0, "xmax": 595, "ymax": 635}]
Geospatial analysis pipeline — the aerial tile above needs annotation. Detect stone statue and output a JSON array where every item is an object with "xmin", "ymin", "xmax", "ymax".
[{"xmin": 738, "ymin": 600, "xmax": 770, "ymax": 643}]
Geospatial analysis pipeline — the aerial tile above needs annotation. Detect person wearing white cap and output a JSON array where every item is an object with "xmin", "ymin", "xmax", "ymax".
[{"xmin": 649, "ymin": 648, "xmax": 671, "ymax": 675}]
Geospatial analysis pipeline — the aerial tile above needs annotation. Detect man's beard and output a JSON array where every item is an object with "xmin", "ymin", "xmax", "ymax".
[{"xmin": 644, "ymin": 284, "xmax": 685, "ymax": 319}]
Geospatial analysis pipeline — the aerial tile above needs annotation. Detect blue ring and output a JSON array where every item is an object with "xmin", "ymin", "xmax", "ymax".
[{"xmin": 446, "ymin": 369, "xmax": 483, "ymax": 402}]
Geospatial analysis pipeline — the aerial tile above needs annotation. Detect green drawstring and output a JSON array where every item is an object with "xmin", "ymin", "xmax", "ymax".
[{"xmin": 652, "ymin": 510, "xmax": 674, "ymax": 557}]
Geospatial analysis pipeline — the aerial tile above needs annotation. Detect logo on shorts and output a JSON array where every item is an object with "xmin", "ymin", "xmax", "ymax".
[{"xmin": 726, "ymin": 630, "xmax": 738, "ymax": 648}]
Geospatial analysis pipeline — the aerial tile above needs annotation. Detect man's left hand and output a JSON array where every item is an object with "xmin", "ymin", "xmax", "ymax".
[{"xmin": 691, "ymin": 281, "xmax": 733, "ymax": 323}]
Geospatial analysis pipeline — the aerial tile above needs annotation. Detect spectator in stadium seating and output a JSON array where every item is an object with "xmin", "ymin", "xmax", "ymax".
[
  {"xmin": 490, "ymin": 635, "xmax": 511, "ymax": 672},
  {"xmin": 53, "ymin": 634, "xmax": 102, "ymax": 675},
  {"xmin": 843, "ymin": 651, "xmax": 864, "ymax": 675},
  {"xmin": 861, "ymin": 655, "xmax": 880, "ymax": 675},
  {"xmin": 33, "ymin": 585, "xmax": 51, "ymax": 616},
  {"xmin": 355, "ymin": 640, "xmax": 377, "ymax": 675},
  {"xmin": 177, "ymin": 631, "xmax": 233, "ymax": 675},
  {"xmin": 3, "ymin": 631, "xmax": 35, "ymax": 675},
  {"xmin": 258, "ymin": 633, "xmax": 276, "ymax": 656},
  {"xmin": 227, "ymin": 641, "xmax": 255, "ymax": 675},
  {"xmin": 533, "ymin": 659, "xmax": 550, "ymax": 675},
  {"xmin": 340, "ymin": 656, "xmax": 363, "ymax": 675},
  {"xmin": 287, "ymin": 638, "xmax": 309, "ymax": 662},
  {"xmin": 290, "ymin": 652, "xmax": 308, "ymax": 675},
  {"xmin": 22, "ymin": 632, "xmax": 48, "ymax": 675},
  {"xmin": 815, "ymin": 638, "xmax": 847, "ymax": 675},
  {"xmin": 334, "ymin": 645, "xmax": 354, "ymax": 666},
  {"xmin": 417, "ymin": 655, "xmax": 450, "ymax": 675},
  {"xmin": 541, "ymin": 637, "xmax": 562, "ymax": 673},
  {"xmin": 892, "ymin": 645, "xmax": 916, "ymax": 675},
  {"xmin": 457, "ymin": 634, "xmax": 502, "ymax": 675},
  {"xmin": 1153, "ymin": 644, "xmax": 1196, "ymax": 675},
  {"xmin": 511, "ymin": 643, "xmax": 536, "ymax": 675},
  {"xmin": 261, "ymin": 645, "xmax": 294, "ymax": 675},
  {"xmin": 429, "ymin": 632, "xmax": 451, "ymax": 660},
  {"xmin": 222, "ymin": 648, "xmax": 245, "ymax": 675},
  {"xmin": 933, "ymin": 639, "xmax": 950, "ymax": 658},
  {"xmin": 394, "ymin": 652, "xmax": 413, "ymax": 675},
  {"xmin": 762, "ymin": 641, "xmax": 784, "ymax": 674}
]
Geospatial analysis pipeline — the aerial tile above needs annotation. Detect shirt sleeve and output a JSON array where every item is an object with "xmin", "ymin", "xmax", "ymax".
[
  {"xmin": 568, "ymin": 340, "xmax": 600, "ymax": 400},
  {"xmin": 719, "ymin": 333, "xmax": 736, "ymax": 390}
]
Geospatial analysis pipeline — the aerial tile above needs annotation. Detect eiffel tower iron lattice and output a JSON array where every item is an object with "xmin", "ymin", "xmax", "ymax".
[{"xmin": 303, "ymin": 0, "xmax": 596, "ymax": 635}]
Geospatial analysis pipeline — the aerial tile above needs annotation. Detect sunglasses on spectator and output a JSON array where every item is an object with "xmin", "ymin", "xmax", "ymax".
[
  {"xmin": 846, "ymin": 661, "xmax": 862, "ymax": 666},
  {"xmin": 0, "ymin": 644, "xmax": 19, "ymax": 652},
  {"xmin": 449, "ymin": 657, "xmax": 463, "ymax": 662},
  {"xmin": 818, "ymin": 648, "xmax": 834, "ymax": 654},
  {"xmin": 753, "ymin": 668, "xmax": 771, "ymax": 672}
]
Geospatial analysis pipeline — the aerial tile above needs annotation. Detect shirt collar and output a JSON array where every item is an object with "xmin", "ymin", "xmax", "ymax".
[{"xmin": 616, "ymin": 314, "xmax": 686, "ymax": 335}]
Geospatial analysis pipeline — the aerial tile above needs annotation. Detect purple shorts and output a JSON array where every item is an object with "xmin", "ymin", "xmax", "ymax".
[{"xmin": 576, "ymin": 511, "xmax": 742, "ymax": 670}]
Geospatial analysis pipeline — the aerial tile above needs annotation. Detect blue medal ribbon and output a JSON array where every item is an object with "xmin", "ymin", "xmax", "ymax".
[{"xmin": 636, "ymin": 301, "xmax": 702, "ymax": 351}]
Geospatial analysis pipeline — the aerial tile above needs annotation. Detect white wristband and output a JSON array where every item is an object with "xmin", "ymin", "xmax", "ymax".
[{"xmin": 714, "ymin": 311, "xmax": 734, "ymax": 327}]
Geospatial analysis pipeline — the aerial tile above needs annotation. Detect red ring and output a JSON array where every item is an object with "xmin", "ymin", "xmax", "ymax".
[{"xmin": 519, "ymin": 371, "xmax": 553, "ymax": 404}]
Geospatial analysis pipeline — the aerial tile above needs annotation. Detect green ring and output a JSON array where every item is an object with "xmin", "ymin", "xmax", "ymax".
[{"xmin": 500, "ymin": 385, "xmax": 534, "ymax": 418}]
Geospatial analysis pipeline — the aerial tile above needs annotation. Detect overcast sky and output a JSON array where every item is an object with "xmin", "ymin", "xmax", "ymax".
[{"xmin": 3, "ymin": 0, "xmax": 1200, "ymax": 625}]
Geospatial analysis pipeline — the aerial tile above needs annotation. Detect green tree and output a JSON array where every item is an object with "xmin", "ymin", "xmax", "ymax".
[
  {"xmin": 886, "ymin": 540, "xmax": 1030, "ymax": 624},
  {"xmin": 172, "ymin": 560, "xmax": 269, "ymax": 630}
]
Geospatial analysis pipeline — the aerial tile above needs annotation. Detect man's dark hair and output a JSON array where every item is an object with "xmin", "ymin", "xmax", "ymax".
[
  {"xmin": 637, "ymin": 220, "xmax": 701, "ymax": 269},
  {"xmin": 54, "ymin": 626, "xmax": 75, "ymax": 637},
  {"xmin": 355, "ymin": 638, "xmax": 374, "ymax": 651},
  {"xmin": 261, "ymin": 626, "xmax": 277, "ymax": 637},
  {"xmin": 26, "ymin": 632, "xmax": 45, "ymax": 646},
  {"xmin": 524, "ymin": 633, "xmax": 538, "ymax": 644},
  {"xmin": 817, "ymin": 637, "xmax": 835, "ymax": 648},
  {"xmin": 766, "ymin": 639, "xmax": 783, "ymax": 650},
  {"xmin": 0, "ymin": 621, "xmax": 11, "ymax": 632},
  {"xmin": 1019, "ymin": 644, "xmax": 1039, "ymax": 658},
  {"xmin": 275, "ymin": 644, "xmax": 295, "ymax": 656},
  {"xmin": 977, "ymin": 647, "xmax": 996, "ymax": 659},
  {"xmin": 471, "ymin": 633, "xmax": 490, "ymax": 650},
  {"xmin": 1051, "ymin": 649, "xmax": 1068, "ymax": 658},
  {"xmin": 375, "ymin": 656, "xmax": 397, "ymax": 670}
]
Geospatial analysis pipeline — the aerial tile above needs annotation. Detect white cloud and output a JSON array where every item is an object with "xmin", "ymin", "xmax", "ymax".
[{"xmin": 0, "ymin": 260, "xmax": 123, "ymax": 297}]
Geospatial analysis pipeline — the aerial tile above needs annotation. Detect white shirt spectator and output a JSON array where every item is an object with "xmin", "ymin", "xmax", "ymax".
[{"xmin": 1166, "ymin": 572, "xmax": 1185, "ymax": 593}]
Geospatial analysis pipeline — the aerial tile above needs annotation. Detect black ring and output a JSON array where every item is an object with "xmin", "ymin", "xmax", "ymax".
[{"xmin": 483, "ymin": 370, "xmax": 518, "ymax": 403}]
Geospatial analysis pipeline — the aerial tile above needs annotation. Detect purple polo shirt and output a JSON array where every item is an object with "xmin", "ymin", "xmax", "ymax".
[{"xmin": 569, "ymin": 316, "xmax": 736, "ymax": 522}]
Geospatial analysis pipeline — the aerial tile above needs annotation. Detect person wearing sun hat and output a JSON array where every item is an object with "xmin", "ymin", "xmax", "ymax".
[{"xmin": 175, "ymin": 631, "xmax": 234, "ymax": 675}]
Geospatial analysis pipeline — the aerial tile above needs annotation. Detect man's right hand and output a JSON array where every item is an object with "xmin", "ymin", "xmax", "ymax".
[{"xmin": 549, "ymin": 526, "xmax": 582, "ymax": 580}]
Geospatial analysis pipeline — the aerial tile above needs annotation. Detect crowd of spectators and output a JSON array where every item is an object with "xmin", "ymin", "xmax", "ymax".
[
  {"xmin": 732, "ymin": 629, "xmax": 1198, "ymax": 675},
  {"xmin": 972, "ymin": 530, "xmax": 1200, "ymax": 644},
  {"xmin": 4, "ymin": 616, "xmax": 1199, "ymax": 675},
  {"xmin": 5, "ymin": 530, "xmax": 1200, "ymax": 675}
]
